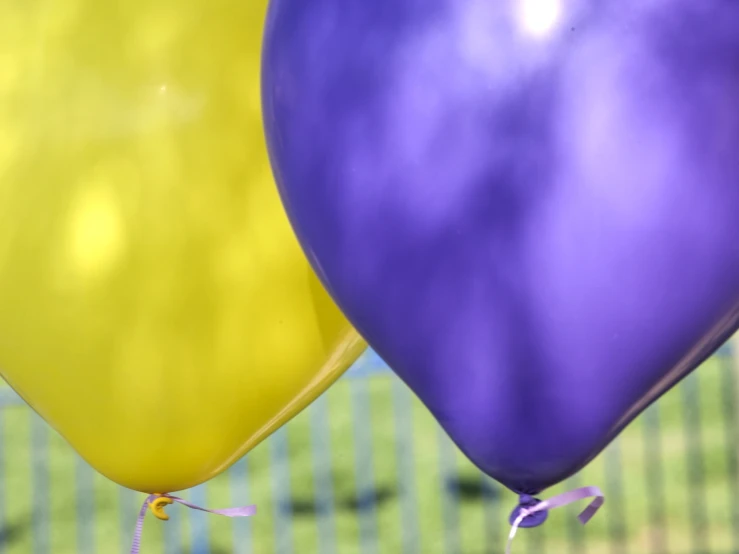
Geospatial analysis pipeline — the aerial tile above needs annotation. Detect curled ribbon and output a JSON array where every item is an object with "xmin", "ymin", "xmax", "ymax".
[
  {"xmin": 505, "ymin": 486, "xmax": 604, "ymax": 554},
  {"xmin": 130, "ymin": 493, "xmax": 257, "ymax": 554}
]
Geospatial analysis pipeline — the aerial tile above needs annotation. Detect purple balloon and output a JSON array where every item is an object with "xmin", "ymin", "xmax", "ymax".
[{"xmin": 262, "ymin": 0, "xmax": 739, "ymax": 523}]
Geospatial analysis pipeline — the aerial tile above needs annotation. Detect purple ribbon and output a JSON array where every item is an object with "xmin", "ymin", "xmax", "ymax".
[
  {"xmin": 130, "ymin": 493, "xmax": 257, "ymax": 554},
  {"xmin": 505, "ymin": 486, "xmax": 604, "ymax": 554}
]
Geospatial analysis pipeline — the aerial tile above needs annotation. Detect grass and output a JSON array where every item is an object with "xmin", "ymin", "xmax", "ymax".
[{"xmin": 1, "ymin": 352, "xmax": 738, "ymax": 554}]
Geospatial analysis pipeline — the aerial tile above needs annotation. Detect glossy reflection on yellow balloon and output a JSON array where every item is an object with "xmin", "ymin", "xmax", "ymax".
[{"xmin": 0, "ymin": 0, "xmax": 365, "ymax": 493}]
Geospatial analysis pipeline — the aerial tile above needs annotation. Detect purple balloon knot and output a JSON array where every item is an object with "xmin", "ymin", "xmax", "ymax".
[
  {"xmin": 506, "ymin": 486, "xmax": 604, "ymax": 554},
  {"xmin": 508, "ymin": 494, "xmax": 548, "ymax": 528}
]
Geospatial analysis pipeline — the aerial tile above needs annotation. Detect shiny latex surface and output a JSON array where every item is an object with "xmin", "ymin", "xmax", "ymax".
[
  {"xmin": 0, "ymin": 0, "xmax": 365, "ymax": 493},
  {"xmin": 262, "ymin": 0, "xmax": 739, "ymax": 495}
]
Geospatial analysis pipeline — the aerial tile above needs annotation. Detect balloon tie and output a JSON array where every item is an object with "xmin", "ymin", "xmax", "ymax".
[
  {"xmin": 130, "ymin": 493, "xmax": 257, "ymax": 554},
  {"xmin": 505, "ymin": 486, "xmax": 604, "ymax": 554}
]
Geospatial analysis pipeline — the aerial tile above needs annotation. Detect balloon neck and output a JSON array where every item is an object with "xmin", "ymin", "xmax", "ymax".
[
  {"xmin": 508, "ymin": 494, "xmax": 549, "ymax": 528},
  {"xmin": 148, "ymin": 494, "xmax": 174, "ymax": 521}
]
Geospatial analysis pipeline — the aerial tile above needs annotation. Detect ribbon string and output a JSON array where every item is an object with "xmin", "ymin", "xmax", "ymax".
[
  {"xmin": 130, "ymin": 493, "xmax": 257, "ymax": 554},
  {"xmin": 505, "ymin": 486, "xmax": 604, "ymax": 554},
  {"xmin": 130, "ymin": 485, "xmax": 599, "ymax": 553}
]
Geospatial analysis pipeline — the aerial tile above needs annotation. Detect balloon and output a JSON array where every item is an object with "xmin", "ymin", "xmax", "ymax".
[
  {"xmin": 0, "ymin": 0, "xmax": 365, "ymax": 494},
  {"xmin": 262, "ymin": 0, "xmax": 739, "ymax": 507}
]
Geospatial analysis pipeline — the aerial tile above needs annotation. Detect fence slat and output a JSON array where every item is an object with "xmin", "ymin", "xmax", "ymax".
[
  {"xmin": 438, "ymin": 429, "xmax": 461, "ymax": 554},
  {"xmin": 270, "ymin": 427, "xmax": 294, "ymax": 554},
  {"xmin": 229, "ymin": 457, "xmax": 253, "ymax": 554},
  {"xmin": 392, "ymin": 379, "xmax": 420, "ymax": 554},
  {"xmin": 350, "ymin": 379, "xmax": 379, "ymax": 554},
  {"xmin": 119, "ymin": 487, "xmax": 137, "ymax": 554},
  {"xmin": 681, "ymin": 373, "xmax": 708, "ymax": 554},
  {"xmin": 643, "ymin": 404, "xmax": 668, "ymax": 554},
  {"xmin": 0, "ymin": 390, "xmax": 21, "ymax": 409},
  {"xmin": 190, "ymin": 484, "xmax": 210, "ymax": 554},
  {"xmin": 310, "ymin": 393, "xmax": 338, "ymax": 554},
  {"xmin": 604, "ymin": 440, "xmax": 627, "ymax": 554},
  {"xmin": 722, "ymin": 345, "xmax": 739, "ymax": 552},
  {"xmin": 31, "ymin": 415, "xmax": 49, "ymax": 554},
  {"xmin": 163, "ymin": 494, "xmax": 181, "ymax": 554},
  {"xmin": 0, "ymin": 409, "xmax": 4, "ymax": 554},
  {"xmin": 564, "ymin": 473, "xmax": 584, "ymax": 554},
  {"xmin": 481, "ymin": 476, "xmax": 501, "ymax": 554},
  {"xmin": 75, "ymin": 457, "xmax": 95, "ymax": 554}
]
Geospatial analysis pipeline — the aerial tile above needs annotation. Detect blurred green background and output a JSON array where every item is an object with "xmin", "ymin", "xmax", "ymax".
[{"xmin": 1, "ymin": 346, "xmax": 738, "ymax": 554}]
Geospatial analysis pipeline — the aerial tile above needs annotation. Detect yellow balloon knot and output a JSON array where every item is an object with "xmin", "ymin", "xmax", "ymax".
[{"xmin": 149, "ymin": 495, "xmax": 174, "ymax": 521}]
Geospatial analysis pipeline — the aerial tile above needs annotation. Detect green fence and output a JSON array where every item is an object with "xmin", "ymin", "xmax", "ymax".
[{"xmin": 1, "ymin": 345, "xmax": 738, "ymax": 554}]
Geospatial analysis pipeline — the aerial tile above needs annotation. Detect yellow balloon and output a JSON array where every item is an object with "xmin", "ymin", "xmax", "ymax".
[{"xmin": 0, "ymin": 0, "xmax": 365, "ymax": 493}]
